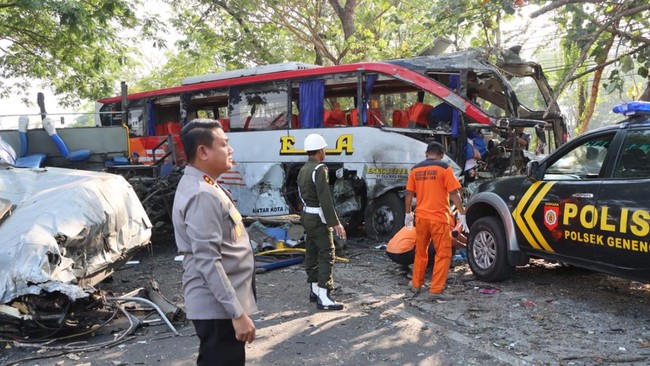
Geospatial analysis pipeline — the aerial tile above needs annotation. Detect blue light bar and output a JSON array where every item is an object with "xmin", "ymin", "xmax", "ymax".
[{"xmin": 613, "ymin": 101, "xmax": 650, "ymax": 116}]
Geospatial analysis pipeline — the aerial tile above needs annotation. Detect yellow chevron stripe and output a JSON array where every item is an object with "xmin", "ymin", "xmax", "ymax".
[
  {"xmin": 524, "ymin": 182, "xmax": 556, "ymax": 253},
  {"xmin": 513, "ymin": 181, "xmax": 543, "ymax": 250}
]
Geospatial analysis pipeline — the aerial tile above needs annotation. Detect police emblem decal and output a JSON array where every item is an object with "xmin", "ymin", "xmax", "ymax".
[{"xmin": 543, "ymin": 203, "xmax": 559, "ymax": 231}]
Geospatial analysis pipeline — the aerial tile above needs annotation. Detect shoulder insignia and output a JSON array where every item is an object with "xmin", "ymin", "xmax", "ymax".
[{"xmin": 203, "ymin": 175, "xmax": 214, "ymax": 185}]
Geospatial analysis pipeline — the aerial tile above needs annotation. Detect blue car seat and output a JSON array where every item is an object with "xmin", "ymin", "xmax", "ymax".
[
  {"xmin": 17, "ymin": 116, "xmax": 47, "ymax": 167},
  {"xmin": 0, "ymin": 134, "xmax": 43, "ymax": 168}
]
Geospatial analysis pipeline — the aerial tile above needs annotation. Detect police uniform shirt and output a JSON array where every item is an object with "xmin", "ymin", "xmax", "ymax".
[
  {"xmin": 172, "ymin": 165, "xmax": 258, "ymax": 320},
  {"xmin": 297, "ymin": 157, "xmax": 339, "ymax": 226}
]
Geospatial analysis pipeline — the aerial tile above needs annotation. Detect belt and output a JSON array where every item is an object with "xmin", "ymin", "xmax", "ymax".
[{"xmin": 303, "ymin": 206, "xmax": 320, "ymax": 214}]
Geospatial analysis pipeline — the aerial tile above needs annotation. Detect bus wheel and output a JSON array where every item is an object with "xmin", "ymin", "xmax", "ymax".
[{"xmin": 364, "ymin": 192, "xmax": 404, "ymax": 241}]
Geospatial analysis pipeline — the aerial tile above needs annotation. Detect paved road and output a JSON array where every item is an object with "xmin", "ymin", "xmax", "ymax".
[{"xmin": 3, "ymin": 240, "xmax": 649, "ymax": 366}]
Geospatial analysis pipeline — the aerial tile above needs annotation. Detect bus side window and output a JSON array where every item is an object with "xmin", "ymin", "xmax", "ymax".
[{"xmin": 229, "ymin": 82, "xmax": 288, "ymax": 131}]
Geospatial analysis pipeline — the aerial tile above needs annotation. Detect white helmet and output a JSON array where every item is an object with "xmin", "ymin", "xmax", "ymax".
[{"xmin": 304, "ymin": 134, "xmax": 327, "ymax": 151}]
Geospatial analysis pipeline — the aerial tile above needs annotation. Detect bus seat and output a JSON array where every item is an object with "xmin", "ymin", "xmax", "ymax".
[
  {"xmin": 324, "ymin": 109, "xmax": 346, "ymax": 127},
  {"xmin": 324, "ymin": 109, "xmax": 333, "ymax": 127},
  {"xmin": 42, "ymin": 117, "xmax": 91, "ymax": 163},
  {"xmin": 17, "ymin": 116, "xmax": 47, "ymax": 166},
  {"xmin": 330, "ymin": 106, "xmax": 346, "ymax": 125},
  {"xmin": 348, "ymin": 109, "xmax": 383, "ymax": 127},
  {"xmin": 347, "ymin": 109, "xmax": 359, "ymax": 126},
  {"xmin": 219, "ymin": 118, "xmax": 230, "ymax": 132},
  {"xmin": 156, "ymin": 121, "xmax": 182, "ymax": 135},
  {"xmin": 291, "ymin": 114, "xmax": 299, "ymax": 129},
  {"xmin": 392, "ymin": 110, "xmax": 409, "ymax": 128},
  {"xmin": 407, "ymin": 102, "xmax": 433, "ymax": 127},
  {"xmin": 368, "ymin": 108, "xmax": 384, "ymax": 126}
]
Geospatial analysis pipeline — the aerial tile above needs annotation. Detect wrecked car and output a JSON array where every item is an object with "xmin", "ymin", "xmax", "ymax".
[{"xmin": 0, "ymin": 163, "xmax": 152, "ymax": 336}]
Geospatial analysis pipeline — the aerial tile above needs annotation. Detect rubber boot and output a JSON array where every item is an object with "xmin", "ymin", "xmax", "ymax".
[
  {"xmin": 309, "ymin": 283, "xmax": 318, "ymax": 302},
  {"xmin": 316, "ymin": 286, "xmax": 344, "ymax": 311}
]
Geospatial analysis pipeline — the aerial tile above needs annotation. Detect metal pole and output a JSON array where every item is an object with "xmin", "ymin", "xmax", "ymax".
[
  {"xmin": 37, "ymin": 92, "xmax": 47, "ymax": 121},
  {"xmin": 121, "ymin": 81, "xmax": 129, "ymax": 125}
]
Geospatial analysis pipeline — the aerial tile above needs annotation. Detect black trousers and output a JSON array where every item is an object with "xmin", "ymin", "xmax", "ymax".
[{"xmin": 192, "ymin": 319, "xmax": 245, "ymax": 366}]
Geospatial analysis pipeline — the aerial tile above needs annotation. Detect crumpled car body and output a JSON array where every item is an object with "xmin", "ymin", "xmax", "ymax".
[{"xmin": 0, "ymin": 165, "xmax": 152, "ymax": 304}]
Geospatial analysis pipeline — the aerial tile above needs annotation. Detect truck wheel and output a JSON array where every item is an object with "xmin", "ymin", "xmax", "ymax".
[
  {"xmin": 467, "ymin": 216, "xmax": 515, "ymax": 282},
  {"xmin": 364, "ymin": 192, "xmax": 404, "ymax": 241}
]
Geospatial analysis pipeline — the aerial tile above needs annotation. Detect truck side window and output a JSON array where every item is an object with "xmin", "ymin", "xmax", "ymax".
[
  {"xmin": 546, "ymin": 134, "xmax": 614, "ymax": 178},
  {"xmin": 614, "ymin": 129, "xmax": 650, "ymax": 179}
]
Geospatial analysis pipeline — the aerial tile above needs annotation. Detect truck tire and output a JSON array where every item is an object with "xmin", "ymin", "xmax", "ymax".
[
  {"xmin": 467, "ymin": 216, "xmax": 515, "ymax": 282},
  {"xmin": 364, "ymin": 192, "xmax": 404, "ymax": 241}
]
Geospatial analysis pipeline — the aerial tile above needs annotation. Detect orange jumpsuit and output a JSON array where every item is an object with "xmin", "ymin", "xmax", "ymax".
[{"xmin": 406, "ymin": 158, "xmax": 461, "ymax": 294}]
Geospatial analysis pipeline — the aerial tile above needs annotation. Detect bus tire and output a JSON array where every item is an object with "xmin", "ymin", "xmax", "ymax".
[
  {"xmin": 364, "ymin": 192, "xmax": 404, "ymax": 241},
  {"xmin": 467, "ymin": 216, "xmax": 515, "ymax": 282}
]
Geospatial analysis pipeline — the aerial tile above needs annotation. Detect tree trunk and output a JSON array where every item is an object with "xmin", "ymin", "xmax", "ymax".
[
  {"xmin": 578, "ymin": 35, "xmax": 615, "ymax": 135},
  {"xmin": 640, "ymin": 80, "xmax": 650, "ymax": 101},
  {"xmin": 328, "ymin": 0, "xmax": 357, "ymax": 40}
]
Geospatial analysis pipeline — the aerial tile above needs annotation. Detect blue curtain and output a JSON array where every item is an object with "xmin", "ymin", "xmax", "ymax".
[
  {"xmin": 147, "ymin": 101, "xmax": 155, "ymax": 136},
  {"xmin": 450, "ymin": 75, "xmax": 460, "ymax": 137},
  {"xmin": 361, "ymin": 74, "xmax": 378, "ymax": 125},
  {"xmin": 299, "ymin": 80, "xmax": 324, "ymax": 128}
]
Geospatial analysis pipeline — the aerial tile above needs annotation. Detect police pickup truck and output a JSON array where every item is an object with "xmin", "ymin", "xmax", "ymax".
[{"xmin": 465, "ymin": 101, "xmax": 650, "ymax": 283}]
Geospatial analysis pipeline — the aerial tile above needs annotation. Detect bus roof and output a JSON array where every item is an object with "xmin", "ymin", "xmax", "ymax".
[
  {"xmin": 98, "ymin": 62, "xmax": 492, "ymax": 125},
  {"xmin": 181, "ymin": 62, "xmax": 319, "ymax": 85}
]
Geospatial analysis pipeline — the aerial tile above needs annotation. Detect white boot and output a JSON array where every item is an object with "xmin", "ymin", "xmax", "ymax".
[
  {"xmin": 316, "ymin": 286, "xmax": 344, "ymax": 311},
  {"xmin": 309, "ymin": 282, "xmax": 318, "ymax": 302}
]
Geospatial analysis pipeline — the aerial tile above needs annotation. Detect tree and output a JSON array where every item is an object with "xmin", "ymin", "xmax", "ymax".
[
  {"xmin": 530, "ymin": 0, "xmax": 650, "ymax": 132},
  {"xmin": 0, "ymin": 0, "xmax": 163, "ymax": 107},
  {"xmin": 138, "ymin": 0, "xmax": 520, "ymax": 92}
]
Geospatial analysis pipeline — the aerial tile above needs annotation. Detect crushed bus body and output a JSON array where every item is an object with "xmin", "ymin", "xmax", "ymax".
[{"xmin": 95, "ymin": 48, "xmax": 566, "ymax": 241}]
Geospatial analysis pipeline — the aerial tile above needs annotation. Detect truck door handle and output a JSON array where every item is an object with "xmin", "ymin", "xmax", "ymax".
[{"xmin": 571, "ymin": 193, "xmax": 594, "ymax": 199}]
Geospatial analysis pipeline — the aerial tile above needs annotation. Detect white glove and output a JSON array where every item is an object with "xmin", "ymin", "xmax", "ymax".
[
  {"xmin": 457, "ymin": 214, "xmax": 469, "ymax": 233},
  {"xmin": 405, "ymin": 212, "xmax": 414, "ymax": 230}
]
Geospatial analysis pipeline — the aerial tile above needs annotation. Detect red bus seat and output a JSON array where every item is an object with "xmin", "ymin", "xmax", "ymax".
[
  {"xmin": 324, "ymin": 108, "xmax": 347, "ymax": 127},
  {"xmin": 155, "ymin": 121, "xmax": 182, "ymax": 135},
  {"xmin": 392, "ymin": 110, "xmax": 409, "ymax": 127},
  {"xmin": 347, "ymin": 109, "xmax": 359, "ymax": 126},
  {"xmin": 219, "ymin": 118, "xmax": 230, "ymax": 132},
  {"xmin": 347, "ymin": 109, "xmax": 384, "ymax": 127},
  {"xmin": 368, "ymin": 108, "xmax": 384, "ymax": 126},
  {"xmin": 407, "ymin": 103, "xmax": 433, "ymax": 127}
]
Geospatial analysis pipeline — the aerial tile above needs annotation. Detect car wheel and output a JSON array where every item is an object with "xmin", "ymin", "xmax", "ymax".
[
  {"xmin": 364, "ymin": 192, "xmax": 404, "ymax": 242},
  {"xmin": 467, "ymin": 216, "xmax": 515, "ymax": 282}
]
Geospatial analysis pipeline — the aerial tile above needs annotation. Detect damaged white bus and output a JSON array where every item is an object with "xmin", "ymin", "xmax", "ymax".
[{"xmin": 97, "ymin": 50, "xmax": 566, "ymax": 241}]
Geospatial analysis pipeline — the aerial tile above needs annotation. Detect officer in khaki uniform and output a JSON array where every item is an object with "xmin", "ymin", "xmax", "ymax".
[
  {"xmin": 297, "ymin": 133, "xmax": 346, "ymax": 310},
  {"xmin": 172, "ymin": 119, "xmax": 257, "ymax": 366}
]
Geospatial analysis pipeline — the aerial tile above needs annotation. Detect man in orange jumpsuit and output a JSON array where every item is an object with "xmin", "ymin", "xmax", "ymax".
[
  {"xmin": 386, "ymin": 220, "xmax": 466, "ymax": 269},
  {"xmin": 386, "ymin": 226, "xmax": 434, "ymax": 268},
  {"xmin": 404, "ymin": 142, "xmax": 466, "ymax": 301}
]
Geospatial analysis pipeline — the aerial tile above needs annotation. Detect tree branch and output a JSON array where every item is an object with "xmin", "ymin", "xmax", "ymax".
[
  {"xmin": 567, "ymin": 44, "xmax": 650, "ymax": 83},
  {"xmin": 551, "ymin": 3, "xmax": 646, "ymax": 101},
  {"xmin": 531, "ymin": 0, "xmax": 604, "ymax": 18}
]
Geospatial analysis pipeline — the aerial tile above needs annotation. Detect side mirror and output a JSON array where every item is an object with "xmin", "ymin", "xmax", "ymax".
[{"xmin": 526, "ymin": 160, "xmax": 544, "ymax": 181}]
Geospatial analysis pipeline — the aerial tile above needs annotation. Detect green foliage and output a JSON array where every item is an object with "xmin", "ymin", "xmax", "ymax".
[
  {"xmin": 149, "ymin": 0, "xmax": 523, "ymax": 83},
  {"xmin": 0, "ymin": 0, "xmax": 163, "ymax": 107},
  {"xmin": 540, "ymin": 0, "xmax": 650, "ymax": 98}
]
